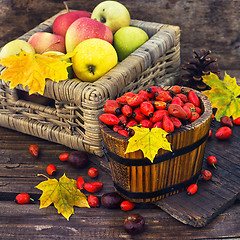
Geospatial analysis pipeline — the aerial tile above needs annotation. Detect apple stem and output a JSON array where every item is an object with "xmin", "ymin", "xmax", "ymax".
[
  {"xmin": 63, "ymin": 1, "xmax": 69, "ymax": 12},
  {"xmin": 88, "ymin": 65, "xmax": 95, "ymax": 75},
  {"xmin": 40, "ymin": 40, "xmax": 61, "ymax": 54}
]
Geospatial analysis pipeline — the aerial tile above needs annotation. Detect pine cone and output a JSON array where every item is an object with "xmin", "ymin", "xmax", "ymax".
[{"xmin": 181, "ymin": 49, "xmax": 221, "ymax": 91}]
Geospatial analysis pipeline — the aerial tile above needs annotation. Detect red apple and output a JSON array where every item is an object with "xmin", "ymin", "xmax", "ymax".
[
  {"xmin": 65, "ymin": 17, "xmax": 113, "ymax": 53},
  {"xmin": 28, "ymin": 32, "xmax": 65, "ymax": 54},
  {"xmin": 52, "ymin": 11, "xmax": 91, "ymax": 37}
]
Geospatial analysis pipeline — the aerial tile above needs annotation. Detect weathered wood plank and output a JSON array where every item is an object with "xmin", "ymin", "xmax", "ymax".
[{"xmin": 0, "ymin": 201, "xmax": 239, "ymax": 239}]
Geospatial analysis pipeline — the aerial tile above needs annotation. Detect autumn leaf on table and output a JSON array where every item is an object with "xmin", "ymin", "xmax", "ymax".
[
  {"xmin": 202, "ymin": 72, "xmax": 240, "ymax": 121},
  {"xmin": 125, "ymin": 126, "xmax": 172, "ymax": 163},
  {"xmin": 0, "ymin": 51, "xmax": 72, "ymax": 95},
  {"xmin": 35, "ymin": 174, "xmax": 90, "ymax": 221}
]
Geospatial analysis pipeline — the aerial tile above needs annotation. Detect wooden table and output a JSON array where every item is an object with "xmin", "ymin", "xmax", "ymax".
[{"xmin": 0, "ymin": 70, "xmax": 240, "ymax": 239}]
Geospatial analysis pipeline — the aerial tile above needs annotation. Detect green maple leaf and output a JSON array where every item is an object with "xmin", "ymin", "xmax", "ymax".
[
  {"xmin": 125, "ymin": 126, "xmax": 172, "ymax": 163},
  {"xmin": 35, "ymin": 174, "xmax": 90, "ymax": 220},
  {"xmin": 202, "ymin": 72, "xmax": 240, "ymax": 121}
]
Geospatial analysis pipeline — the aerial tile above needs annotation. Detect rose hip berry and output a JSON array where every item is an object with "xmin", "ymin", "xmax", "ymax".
[
  {"xmin": 220, "ymin": 116, "xmax": 233, "ymax": 127},
  {"xmin": 233, "ymin": 117, "xmax": 240, "ymax": 125},
  {"xmin": 207, "ymin": 155, "xmax": 217, "ymax": 169},
  {"xmin": 77, "ymin": 177, "xmax": 85, "ymax": 190},
  {"xmin": 15, "ymin": 193, "xmax": 33, "ymax": 204},
  {"xmin": 29, "ymin": 144, "xmax": 39, "ymax": 158},
  {"xmin": 46, "ymin": 164, "xmax": 56, "ymax": 176},
  {"xmin": 88, "ymin": 167, "xmax": 99, "ymax": 178},
  {"xmin": 201, "ymin": 170, "xmax": 212, "ymax": 181},
  {"xmin": 88, "ymin": 195, "xmax": 99, "ymax": 208},
  {"xmin": 120, "ymin": 201, "xmax": 135, "ymax": 211},
  {"xmin": 84, "ymin": 182, "xmax": 103, "ymax": 193},
  {"xmin": 215, "ymin": 126, "xmax": 232, "ymax": 140},
  {"xmin": 187, "ymin": 184, "xmax": 198, "ymax": 195},
  {"xmin": 59, "ymin": 153, "xmax": 69, "ymax": 162}
]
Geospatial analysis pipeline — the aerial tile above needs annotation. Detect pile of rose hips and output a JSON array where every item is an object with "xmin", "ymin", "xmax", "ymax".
[{"xmin": 100, "ymin": 85, "xmax": 202, "ymax": 137}]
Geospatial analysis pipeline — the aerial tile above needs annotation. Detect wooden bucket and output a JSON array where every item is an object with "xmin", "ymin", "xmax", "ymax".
[{"xmin": 100, "ymin": 87, "xmax": 212, "ymax": 203}]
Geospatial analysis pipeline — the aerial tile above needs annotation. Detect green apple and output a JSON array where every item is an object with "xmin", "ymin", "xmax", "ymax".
[
  {"xmin": 0, "ymin": 39, "xmax": 35, "ymax": 60},
  {"xmin": 43, "ymin": 51, "xmax": 73, "ymax": 79},
  {"xmin": 113, "ymin": 26, "xmax": 149, "ymax": 61},
  {"xmin": 91, "ymin": 1, "xmax": 130, "ymax": 33}
]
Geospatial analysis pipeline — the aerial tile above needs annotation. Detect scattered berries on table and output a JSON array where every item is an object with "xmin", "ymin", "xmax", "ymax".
[
  {"xmin": 59, "ymin": 153, "xmax": 69, "ymax": 162},
  {"xmin": 120, "ymin": 201, "xmax": 135, "ymax": 211},
  {"xmin": 88, "ymin": 195, "xmax": 100, "ymax": 208},
  {"xmin": 187, "ymin": 184, "xmax": 198, "ymax": 195},
  {"xmin": 46, "ymin": 164, "xmax": 56, "ymax": 176},
  {"xmin": 215, "ymin": 126, "xmax": 232, "ymax": 140},
  {"xmin": 201, "ymin": 170, "xmax": 212, "ymax": 181},
  {"xmin": 15, "ymin": 193, "xmax": 33, "ymax": 204},
  {"xmin": 88, "ymin": 167, "xmax": 99, "ymax": 178},
  {"xmin": 29, "ymin": 144, "xmax": 39, "ymax": 158},
  {"xmin": 207, "ymin": 155, "xmax": 217, "ymax": 169}
]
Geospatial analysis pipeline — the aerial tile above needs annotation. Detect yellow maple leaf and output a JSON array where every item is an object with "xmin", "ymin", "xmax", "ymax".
[
  {"xmin": 35, "ymin": 174, "xmax": 90, "ymax": 221},
  {"xmin": 125, "ymin": 126, "xmax": 172, "ymax": 163},
  {"xmin": 0, "ymin": 51, "xmax": 72, "ymax": 95}
]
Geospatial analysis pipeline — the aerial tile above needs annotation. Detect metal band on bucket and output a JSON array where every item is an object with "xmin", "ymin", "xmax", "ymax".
[
  {"xmin": 113, "ymin": 170, "xmax": 201, "ymax": 199},
  {"xmin": 102, "ymin": 132, "xmax": 209, "ymax": 166}
]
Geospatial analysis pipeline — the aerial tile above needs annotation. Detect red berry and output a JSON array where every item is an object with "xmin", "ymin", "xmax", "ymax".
[
  {"xmin": 126, "ymin": 95, "xmax": 145, "ymax": 107},
  {"xmin": 140, "ymin": 119, "xmax": 153, "ymax": 129},
  {"xmin": 147, "ymin": 86, "xmax": 162, "ymax": 99},
  {"xmin": 170, "ymin": 85, "xmax": 181, "ymax": 94},
  {"xmin": 207, "ymin": 155, "xmax": 217, "ymax": 169},
  {"xmin": 132, "ymin": 107, "xmax": 147, "ymax": 122},
  {"xmin": 184, "ymin": 102, "xmax": 196, "ymax": 112},
  {"xmin": 170, "ymin": 116, "xmax": 182, "ymax": 128},
  {"xmin": 155, "ymin": 90, "xmax": 172, "ymax": 102},
  {"xmin": 113, "ymin": 125, "xmax": 124, "ymax": 133},
  {"xmin": 46, "ymin": 164, "xmax": 56, "ymax": 176},
  {"xmin": 59, "ymin": 153, "xmax": 69, "ymax": 162},
  {"xmin": 126, "ymin": 120, "xmax": 138, "ymax": 128},
  {"xmin": 150, "ymin": 109, "xmax": 168, "ymax": 123},
  {"xmin": 120, "ymin": 201, "xmax": 135, "ymax": 211},
  {"xmin": 188, "ymin": 90, "xmax": 200, "ymax": 107},
  {"xmin": 171, "ymin": 96, "xmax": 184, "ymax": 106},
  {"xmin": 187, "ymin": 184, "xmax": 198, "ymax": 195},
  {"xmin": 190, "ymin": 112, "xmax": 200, "ymax": 122},
  {"xmin": 233, "ymin": 117, "xmax": 240, "ymax": 125},
  {"xmin": 168, "ymin": 103, "xmax": 188, "ymax": 120},
  {"xmin": 99, "ymin": 113, "xmax": 121, "ymax": 126},
  {"xmin": 208, "ymin": 129, "xmax": 212, "ymax": 138},
  {"xmin": 121, "ymin": 104, "xmax": 133, "ymax": 117},
  {"xmin": 215, "ymin": 126, "xmax": 232, "ymax": 140},
  {"xmin": 84, "ymin": 182, "xmax": 103, "ymax": 193},
  {"xmin": 177, "ymin": 93, "xmax": 188, "ymax": 103},
  {"xmin": 118, "ymin": 129, "xmax": 130, "ymax": 137},
  {"xmin": 195, "ymin": 107, "xmax": 202, "ymax": 115},
  {"xmin": 88, "ymin": 195, "xmax": 99, "ymax": 208},
  {"xmin": 15, "ymin": 193, "xmax": 32, "ymax": 204},
  {"xmin": 153, "ymin": 121, "xmax": 163, "ymax": 129},
  {"xmin": 162, "ymin": 115, "xmax": 174, "ymax": 133},
  {"xmin": 29, "ymin": 144, "xmax": 39, "ymax": 158},
  {"xmin": 140, "ymin": 101, "xmax": 155, "ymax": 117},
  {"xmin": 138, "ymin": 90, "xmax": 149, "ymax": 101},
  {"xmin": 201, "ymin": 170, "xmax": 212, "ymax": 181},
  {"xmin": 88, "ymin": 167, "xmax": 99, "ymax": 178},
  {"xmin": 104, "ymin": 100, "xmax": 121, "ymax": 115},
  {"xmin": 77, "ymin": 177, "xmax": 85, "ymax": 190},
  {"xmin": 118, "ymin": 115, "xmax": 128, "ymax": 125},
  {"xmin": 220, "ymin": 116, "xmax": 233, "ymax": 127},
  {"xmin": 182, "ymin": 105, "xmax": 192, "ymax": 120},
  {"xmin": 116, "ymin": 95, "xmax": 127, "ymax": 104}
]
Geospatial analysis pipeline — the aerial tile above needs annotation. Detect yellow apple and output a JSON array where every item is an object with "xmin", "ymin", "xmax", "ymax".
[
  {"xmin": 91, "ymin": 1, "xmax": 130, "ymax": 33},
  {"xmin": 113, "ymin": 26, "xmax": 149, "ymax": 61},
  {"xmin": 72, "ymin": 38, "xmax": 118, "ymax": 82},
  {"xmin": 0, "ymin": 39, "xmax": 35, "ymax": 60}
]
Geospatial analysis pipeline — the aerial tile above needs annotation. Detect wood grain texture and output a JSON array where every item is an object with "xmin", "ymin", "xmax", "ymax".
[{"xmin": 0, "ymin": 0, "xmax": 239, "ymax": 70}]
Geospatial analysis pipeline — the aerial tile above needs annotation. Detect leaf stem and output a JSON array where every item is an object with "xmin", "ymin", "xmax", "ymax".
[{"xmin": 37, "ymin": 173, "xmax": 49, "ymax": 179}]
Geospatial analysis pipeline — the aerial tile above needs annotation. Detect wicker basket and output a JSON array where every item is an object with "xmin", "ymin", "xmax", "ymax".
[
  {"xmin": 0, "ymin": 10, "xmax": 180, "ymax": 157},
  {"xmin": 100, "ymin": 87, "xmax": 212, "ymax": 202}
]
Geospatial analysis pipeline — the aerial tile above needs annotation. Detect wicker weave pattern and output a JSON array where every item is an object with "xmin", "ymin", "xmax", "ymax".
[{"xmin": 0, "ymin": 11, "xmax": 180, "ymax": 157}]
